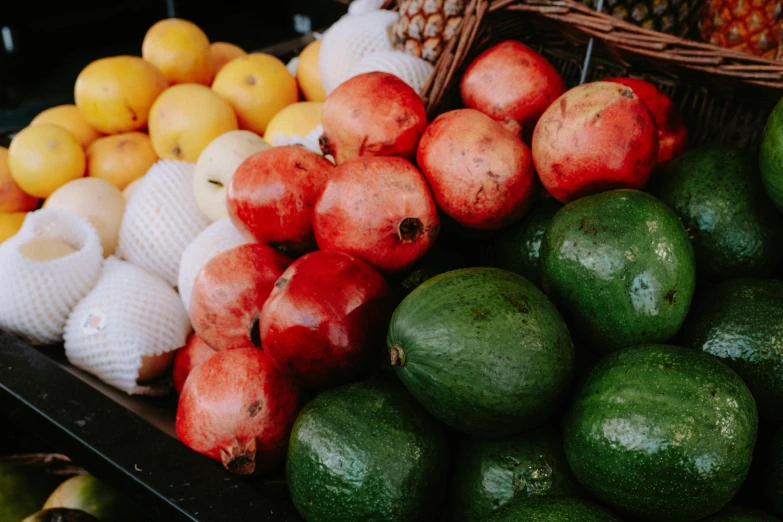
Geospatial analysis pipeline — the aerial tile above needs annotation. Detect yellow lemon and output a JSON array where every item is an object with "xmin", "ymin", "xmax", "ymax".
[
  {"xmin": 264, "ymin": 101, "xmax": 324, "ymax": 145},
  {"xmin": 211, "ymin": 42, "xmax": 246, "ymax": 77},
  {"xmin": 142, "ymin": 18, "xmax": 213, "ymax": 86},
  {"xmin": 86, "ymin": 132, "xmax": 158, "ymax": 190},
  {"xmin": 0, "ymin": 212, "xmax": 27, "ymax": 243},
  {"xmin": 297, "ymin": 40, "xmax": 326, "ymax": 102},
  {"xmin": 0, "ymin": 146, "xmax": 38, "ymax": 213},
  {"xmin": 31, "ymin": 105, "xmax": 104, "ymax": 148}
]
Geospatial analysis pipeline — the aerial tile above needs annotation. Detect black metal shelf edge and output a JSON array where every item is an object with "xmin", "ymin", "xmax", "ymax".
[{"xmin": 0, "ymin": 331, "xmax": 300, "ymax": 522}]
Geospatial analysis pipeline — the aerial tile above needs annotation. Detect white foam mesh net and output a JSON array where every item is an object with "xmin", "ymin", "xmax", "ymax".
[
  {"xmin": 269, "ymin": 124, "xmax": 324, "ymax": 155},
  {"xmin": 0, "ymin": 209, "xmax": 103, "ymax": 346},
  {"xmin": 178, "ymin": 218, "xmax": 251, "ymax": 315},
  {"xmin": 64, "ymin": 257, "xmax": 191, "ymax": 395},
  {"xmin": 319, "ymin": 9, "xmax": 397, "ymax": 95},
  {"xmin": 347, "ymin": 51, "xmax": 434, "ymax": 96},
  {"xmin": 349, "ymin": 0, "xmax": 385, "ymax": 16},
  {"xmin": 117, "ymin": 160, "xmax": 210, "ymax": 287}
]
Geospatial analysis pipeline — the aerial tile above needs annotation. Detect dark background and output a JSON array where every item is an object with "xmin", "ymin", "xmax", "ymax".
[{"xmin": 0, "ymin": 0, "xmax": 349, "ymax": 132}]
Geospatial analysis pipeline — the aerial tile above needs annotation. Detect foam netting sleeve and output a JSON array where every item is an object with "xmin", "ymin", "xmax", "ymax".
[
  {"xmin": 268, "ymin": 125, "xmax": 325, "ymax": 155},
  {"xmin": 347, "ymin": 50, "xmax": 434, "ymax": 95},
  {"xmin": 117, "ymin": 160, "xmax": 211, "ymax": 287},
  {"xmin": 177, "ymin": 218, "xmax": 251, "ymax": 315},
  {"xmin": 319, "ymin": 9, "xmax": 398, "ymax": 94},
  {"xmin": 64, "ymin": 256, "xmax": 191, "ymax": 395},
  {"xmin": 0, "ymin": 209, "xmax": 104, "ymax": 346}
]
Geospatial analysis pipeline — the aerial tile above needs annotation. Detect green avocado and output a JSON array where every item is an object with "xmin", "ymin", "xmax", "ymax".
[
  {"xmin": 485, "ymin": 497, "xmax": 622, "ymax": 522},
  {"xmin": 490, "ymin": 198, "xmax": 563, "ymax": 287},
  {"xmin": 703, "ymin": 505, "xmax": 781, "ymax": 521},
  {"xmin": 286, "ymin": 380, "xmax": 448, "ymax": 522},
  {"xmin": 387, "ymin": 267, "xmax": 574, "ymax": 437},
  {"xmin": 541, "ymin": 189, "xmax": 696, "ymax": 353},
  {"xmin": 759, "ymin": 98, "xmax": 783, "ymax": 212},
  {"xmin": 450, "ymin": 428, "xmax": 582, "ymax": 521},
  {"xmin": 647, "ymin": 146, "xmax": 783, "ymax": 280},
  {"xmin": 21, "ymin": 508, "xmax": 99, "ymax": 522},
  {"xmin": 43, "ymin": 474, "xmax": 139, "ymax": 522},
  {"xmin": 564, "ymin": 344, "xmax": 758, "ymax": 521},
  {"xmin": 0, "ymin": 461, "xmax": 62, "ymax": 522},
  {"xmin": 679, "ymin": 278, "xmax": 783, "ymax": 423}
]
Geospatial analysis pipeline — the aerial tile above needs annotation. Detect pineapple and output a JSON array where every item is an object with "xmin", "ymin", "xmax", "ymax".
[
  {"xmin": 700, "ymin": 0, "xmax": 783, "ymax": 60},
  {"xmin": 392, "ymin": 0, "xmax": 466, "ymax": 63},
  {"xmin": 582, "ymin": 0, "xmax": 698, "ymax": 37}
]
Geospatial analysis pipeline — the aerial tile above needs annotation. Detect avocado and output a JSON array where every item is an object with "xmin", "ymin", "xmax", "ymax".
[
  {"xmin": 679, "ymin": 278, "xmax": 783, "ymax": 423},
  {"xmin": 450, "ymin": 427, "xmax": 582, "ymax": 521},
  {"xmin": 485, "ymin": 497, "xmax": 622, "ymax": 521},
  {"xmin": 0, "ymin": 461, "xmax": 62, "ymax": 522},
  {"xmin": 490, "ymin": 198, "xmax": 563, "ymax": 287},
  {"xmin": 703, "ymin": 505, "xmax": 781, "ymax": 521},
  {"xmin": 541, "ymin": 189, "xmax": 696, "ymax": 353},
  {"xmin": 21, "ymin": 508, "xmax": 99, "ymax": 522},
  {"xmin": 648, "ymin": 146, "xmax": 783, "ymax": 280},
  {"xmin": 43, "ymin": 474, "xmax": 139, "ymax": 522},
  {"xmin": 286, "ymin": 380, "xmax": 448, "ymax": 522},
  {"xmin": 759, "ymin": 98, "xmax": 783, "ymax": 212}
]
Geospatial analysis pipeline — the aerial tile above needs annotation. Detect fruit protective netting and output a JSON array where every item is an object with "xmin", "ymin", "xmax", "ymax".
[
  {"xmin": 319, "ymin": 9, "xmax": 397, "ymax": 95},
  {"xmin": 347, "ymin": 50, "xmax": 434, "ymax": 95},
  {"xmin": 117, "ymin": 160, "xmax": 211, "ymax": 287},
  {"xmin": 268, "ymin": 125, "xmax": 325, "ymax": 155},
  {"xmin": 178, "ymin": 218, "xmax": 251, "ymax": 316},
  {"xmin": 0, "ymin": 209, "xmax": 103, "ymax": 345},
  {"xmin": 64, "ymin": 257, "xmax": 191, "ymax": 395}
]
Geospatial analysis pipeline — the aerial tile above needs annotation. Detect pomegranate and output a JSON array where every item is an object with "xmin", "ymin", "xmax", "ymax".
[
  {"xmin": 176, "ymin": 348, "xmax": 299, "ymax": 475},
  {"xmin": 173, "ymin": 334, "xmax": 216, "ymax": 394},
  {"xmin": 461, "ymin": 40, "xmax": 566, "ymax": 138},
  {"xmin": 606, "ymin": 77, "xmax": 687, "ymax": 164},
  {"xmin": 320, "ymin": 72, "xmax": 427, "ymax": 164},
  {"xmin": 532, "ymin": 82, "xmax": 659, "ymax": 204},
  {"xmin": 313, "ymin": 156, "xmax": 439, "ymax": 274},
  {"xmin": 259, "ymin": 250, "xmax": 391, "ymax": 388},
  {"xmin": 190, "ymin": 243, "xmax": 291, "ymax": 352},
  {"xmin": 227, "ymin": 146, "xmax": 333, "ymax": 254},
  {"xmin": 416, "ymin": 109, "xmax": 536, "ymax": 230}
]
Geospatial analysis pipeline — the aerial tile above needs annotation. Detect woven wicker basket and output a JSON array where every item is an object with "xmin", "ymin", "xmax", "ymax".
[{"xmin": 382, "ymin": 0, "xmax": 783, "ymax": 149}]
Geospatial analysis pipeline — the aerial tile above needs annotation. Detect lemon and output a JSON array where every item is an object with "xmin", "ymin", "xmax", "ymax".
[{"xmin": 264, "ymin": 101, "xmax": 324, "ymax": 145}]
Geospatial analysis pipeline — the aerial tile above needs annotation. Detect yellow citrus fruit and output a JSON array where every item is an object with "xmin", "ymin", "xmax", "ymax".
[
  {"xmin": 148, "ymin": 84, "xmax": 239, "ymax": 162},
  {"xmin": 211, "ymin": 42, "xmax": 246, "ymax": 77},
  {"xmin": 75, "ymin": 56, "xmax": 168, "ymax": 134},
  {"xmin": 8, "ymin": 125, "xmax": 86, "ymax": 198},
  {"xmin": 30, "ymin": 105, "xmax": 104, "ymax": 148},
  {"xmin": 143, "ymin": 18, "xmax": 213, "ymax": 86},
  {"xmin": 0, "ymin": 147, "xmax": 38, "ymax": 213},
  {"xmin": 86, "ymin": 132, "xmax": 157, "ymax": 190},
  {"xmin": 264, "ymin": 101, "xmax": 324, "ymax": 145},
  {"xmin": 0, "ymin": 212, "xmax": 27, "ymax": 243},
  {"xmin": 212, "ymin": 53, "xmax": 298, "ymax": 135},
  {"xmin": 297, "ymin": 40, "xmax": 326, "ymax": 102}
]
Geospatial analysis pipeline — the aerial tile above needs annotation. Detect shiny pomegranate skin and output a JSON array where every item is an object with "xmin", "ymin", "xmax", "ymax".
[
  {"xmin": 532, "ymin": 81, "xmax": 659, "ymax": 203},
  {"xmin": 259, "ymin": 250, "xmax": 391, "ymax": 388},
  {"xmin": 606, "ymin": 77, "xmax": 687, "ymax": 165},
  {"xmin": 313, "ymin": 156, "xmax": 439, "ymax": 274},
  {"xmin": 173, "ymin": 334, "xmax": 217, "ymax": 394},
  {"xmin": 190, "ymin": 243, "xmax": 291, "ymax": 352},
  {"xmin": 227, "ymin": 145, "xmax": 333, "ymax": 255},
  {"xmin": 461, "ymin": 40, "xmax": 566, "ymax": 138},
  {"xmin": 416, "ymin": 108, "xmax": 536, "ymax": 230},
  {"xmin": 320, "ymin": 72, "xmax": 427, "ymax": 164},
  {"xmin": 176, "ymin": 348, "xmax": 300, "ymax": 475}
]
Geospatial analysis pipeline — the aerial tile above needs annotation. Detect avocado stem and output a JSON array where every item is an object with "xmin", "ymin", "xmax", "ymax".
[{"xmin": 390, "ymin": 344, "xmax": 406, "ymax": 367}]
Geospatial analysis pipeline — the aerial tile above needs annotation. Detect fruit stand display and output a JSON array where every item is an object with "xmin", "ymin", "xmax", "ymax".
[{"xmin": 4, "ymin": 0, "xmax": 783, "ymax": 521}]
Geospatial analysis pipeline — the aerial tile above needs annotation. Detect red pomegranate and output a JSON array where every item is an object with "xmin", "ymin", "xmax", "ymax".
[
  {"xmin": 416, "ymin": 109, "xmax": 536, "ymax": 230},
  {"xmin": 320, "ymin": 72, "xmax": 427, "ymax": 164},
  {"xmin": 173, "ymin": 334, "xmax": 216, "ymax": 394},
  {"xmin": 532, "ymin": 82, "xmax": 659, "ymax": 204},
  {"xmin": 313, "ymin": 156, "xmax": 439, "ymax": 274},
  {"xmin": 606, "ymin": 77, "xmax": 687, "ymax": 164},
  {"xmin": 259, "ymin": 250, "xmax": 391, "ymax": 388},
  {"xmin": 461, "ymin": 40, "xmax": 566, "ymax": 138},
  {"xmin": 227, "ymin": 146, "xmax": 333, "ymax": 254},
  {"xmin": 176, "ymin": 348, "xmax": 299, "ymax": 475},
  {"xmin": 190, "ymin": 244, "xmax": 291, "ymax": 352}
]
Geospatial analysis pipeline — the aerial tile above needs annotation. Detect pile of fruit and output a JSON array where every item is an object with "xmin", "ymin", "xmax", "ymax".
[{"xmin": 3, "ymin": 2, "xmax": 783, "ymax": 522}]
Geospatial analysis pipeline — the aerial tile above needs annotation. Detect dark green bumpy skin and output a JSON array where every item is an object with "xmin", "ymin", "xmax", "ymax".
[
  {"xmin": 767, "ymin": 427, "xmax": 783, "ymax": 517},
  {"xmin": 451, "ymin": 428, "xmax": 582, "ymax": 521},
  {"xmin": 760, "ymin": 98, "xmax": 783, "ymax": 212},
  {"xmin": 648, "ymin": 146, "xmax": 783, "ymax": 280},
  {"xmin": 286, "ymin": 380, "xmax": 448, "ymax": 522},
  {"xmin": 485, "ymin": 497, "xmax": 622, "ymax": 522},
  {"xmin": 491, "ymin": 198, "xmax": 563, "ymax": 287},
  {"xmin": 387, "ymin": 268, "xmax": 574, "ymax": 437},
  {"xmin": 564, "ymin": 345, "xmax": 758, "ymax": 521},
  {"xmin": 541, "ymin": 189, "xmax": 696, "ymax": 354},
  {"xmin": 679, "ymin": 279, "xmax": 783, "ymax": 424},
  {"xmin": 703, "ymin": 505, "xmax": 782, "ymax": 522}
]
